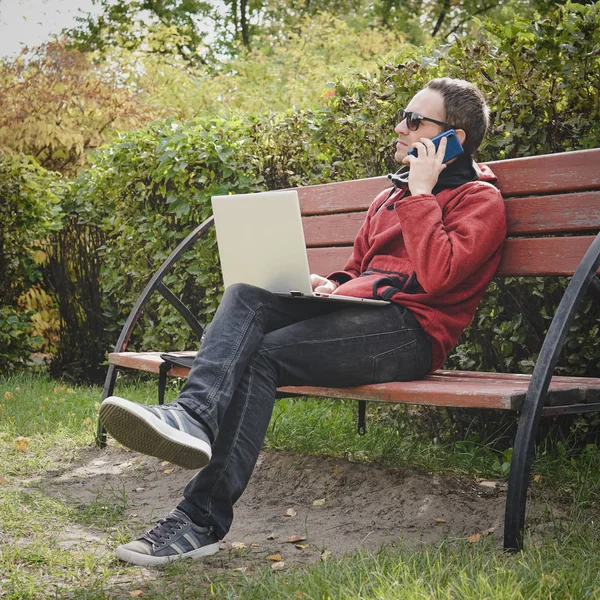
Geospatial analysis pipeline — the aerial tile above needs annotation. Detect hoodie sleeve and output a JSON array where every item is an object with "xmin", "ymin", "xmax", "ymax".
[
  {"xmin": 394, "ymin": 182, "xmax": 506, "ymax": 295},
  {"xmin": 326, "ymin": 188, "xmax": 392, "ymax": 284}
]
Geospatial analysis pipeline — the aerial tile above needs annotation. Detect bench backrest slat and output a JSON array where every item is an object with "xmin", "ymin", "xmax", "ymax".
[
  {"xmin": 504, "ymin": 191, "xmax": 600, "ymax": 235},
  {"xmin": 301, "ymin": 190, "xmax": 600, "ymax": 247},
  {"xmin": 306, "ymin": 235, "xmax": 600, "ymax": 279},
  {"xmin": 487, "ymin": 148, "xmax": 600, "ymax": 196}
]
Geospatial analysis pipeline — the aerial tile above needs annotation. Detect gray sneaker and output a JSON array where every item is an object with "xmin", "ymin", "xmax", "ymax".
[
  {"xmin": 99, "ymin": 396, "xmax": 212, "ymax": 469},
  {"xmin": 116, "ymin": 509, "xmax": 219, "ymax": 566}
]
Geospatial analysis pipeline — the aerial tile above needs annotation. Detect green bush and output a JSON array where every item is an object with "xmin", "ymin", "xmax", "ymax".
[{"xmin": 0, "ymin": 155, "xmax": 64, "ymax": 374}]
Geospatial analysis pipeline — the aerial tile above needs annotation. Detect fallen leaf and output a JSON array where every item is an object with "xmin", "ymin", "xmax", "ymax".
[
  {"xmin": 129, "ymin": 591, "xmax": 144, "ymax": 598},
  {"xmin": 285, "ymin": 508, "xmax": 297, "ymax": 517},
  {"xmin": 467, "ymin": 526, "xmax": 496, "ymax": 543},
  {"xmin": 231, "ymin": 542, "xmax": 246, "ymax": 549},
  {"xmin": 135, "ymin": 487, "xmax": 145, "ymax": 493},
  {"xmin": 266, "ymin": 532, "xmax": 277, "ymax": 540},
  {"xmin": 332, "ymin": 465, "xmax": 339, "ymax": 474},
  {"xmin": 0, "ymin": 476, "xmax": 7, "ymax": 484},
  {"xmin": 160, "ymin": 460, "xmax": 169, "ymax": 466},
  {"xmin": 295, "ymin": 544, "xmax": 309, "ymax": 550},
  {"xmin": 250, "ymin": 542, "xmax": 259, "ymax": 547},
  {"xmin": 163, "ymin": 469, "xmax": 174, "ymax": 475},
  {"xmin": 4, "ymin": 392, "xmax": 13, "ymax": 400},
  {"xmin": 267, "ymin": 553, "xmax": 282, "ymax": 561},
  {"xmin": 320, "ymin": 550, "xmax": 332, "ymax": 562},
  {"xmin": 15, "ymin": 437, "xmax": 29, "ymax": 452},
  {"xmin": 287, "ymin": 535, "xmax": 306, "ymax": 543},
  {"xmin": 312, "ymin": 498, "xmax": 326, "ymax": 506},
  {"xmin": 232, "ymin": 567, "xmax": 250, "ymax": 574},
  {"xmin": 433, "ymin": 518, "xmax": 447, "ymax": 524},
  {"xmin": 478, "ymin": 480, "xmax": 498, "ymax": 488},
  {"xmin": 533, "ymin": 475, "xmax": 543, "ymax": 483},
  {"xmin": 271, "ymin": 561, "xmax": 285, "ymax": 570}
]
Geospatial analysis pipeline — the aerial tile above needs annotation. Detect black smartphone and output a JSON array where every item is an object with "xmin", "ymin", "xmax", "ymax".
[{"xmin": 408, "ymin": 129, "xmax": 464, "ymax": 163}]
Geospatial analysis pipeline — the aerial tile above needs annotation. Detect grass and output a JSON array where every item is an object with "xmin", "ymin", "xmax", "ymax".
[{"xmin": 1, "ymin": 372, "xmax": 600, "ymax": 599}]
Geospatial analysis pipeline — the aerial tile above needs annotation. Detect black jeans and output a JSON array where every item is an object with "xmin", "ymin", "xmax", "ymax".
[{"xmin": 176, "ymin": 283, "xmax": 431, "ymax": 539}]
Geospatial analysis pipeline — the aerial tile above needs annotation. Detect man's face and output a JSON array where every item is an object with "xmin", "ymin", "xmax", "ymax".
[{"xmin": 394, "ymin": 88, "xmax": 446, "ymax": 164}]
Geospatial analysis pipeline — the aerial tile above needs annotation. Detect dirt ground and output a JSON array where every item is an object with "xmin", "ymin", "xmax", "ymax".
[{"xmin": 38, "ymin": 444, "xmax": 565, "ymax": 569}]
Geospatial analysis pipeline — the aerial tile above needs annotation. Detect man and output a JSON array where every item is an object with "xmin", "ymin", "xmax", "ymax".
[{"xmin": 99, "ymin": 77, "xmax": 506, "ymax": 566}]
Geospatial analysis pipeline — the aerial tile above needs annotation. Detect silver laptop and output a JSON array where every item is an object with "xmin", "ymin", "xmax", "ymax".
[{"xmin": 211, "ymin": 191, "xmax": 389, "ymax": 306}]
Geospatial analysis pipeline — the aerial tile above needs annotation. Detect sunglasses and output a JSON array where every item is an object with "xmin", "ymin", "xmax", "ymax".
[{"xmin": 397, "ymin": 108, "xmax": 454, "ymax": 131}]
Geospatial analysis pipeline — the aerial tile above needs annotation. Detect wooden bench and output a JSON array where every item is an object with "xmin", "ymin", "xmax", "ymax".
[{"xmin": 96, "ymin": 147, "xmax": 600, "ymax": 552}]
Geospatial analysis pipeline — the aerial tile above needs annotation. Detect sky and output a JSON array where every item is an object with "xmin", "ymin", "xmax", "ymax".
[{"xmin": 0, "ymin": 0, "xmax": 100, "ymax": 58}]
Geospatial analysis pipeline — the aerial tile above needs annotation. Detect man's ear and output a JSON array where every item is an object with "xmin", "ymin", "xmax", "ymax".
[{"xmin": 454, "ymin": 128, "xmax": 467, "ymax": 148}]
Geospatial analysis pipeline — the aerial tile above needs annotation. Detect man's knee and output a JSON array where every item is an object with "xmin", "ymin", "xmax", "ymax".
[{"xmin": 222, "ymin": 282, "xmax": 272, "ymax": 308}]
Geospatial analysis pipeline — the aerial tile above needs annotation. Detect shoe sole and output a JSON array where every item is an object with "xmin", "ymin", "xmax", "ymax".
[
  {"xmin": 116, "ymin": 541, "xmax": 220, "ymax": 567},
  {"xmin": 99, "ymin": 396, "xmax": 212, "ymax": 470}
]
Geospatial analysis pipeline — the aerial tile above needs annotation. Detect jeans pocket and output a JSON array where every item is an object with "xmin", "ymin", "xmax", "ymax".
[{"xmin": 370, "ymin": 338, "xmax": 422, "ymax": 383}]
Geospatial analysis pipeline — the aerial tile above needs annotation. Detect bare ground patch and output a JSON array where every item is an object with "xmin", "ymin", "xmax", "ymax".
[{"xmin": 37, "ymin": 444, "xmax": 568, "ymax": 570}]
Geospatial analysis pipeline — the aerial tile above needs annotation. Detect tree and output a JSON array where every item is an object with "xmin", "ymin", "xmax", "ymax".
[
  {"xmin": 0, "ymin": 40, "xmax": 158, "ymax": 173},
  {"xmin": 69, "ymin": 0, "xmax": 214, "ymax": 64}
]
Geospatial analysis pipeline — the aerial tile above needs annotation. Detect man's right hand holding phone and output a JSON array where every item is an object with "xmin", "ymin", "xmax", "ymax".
[{"xmin": 402, "ymin": 135, "xmax": 448, "ymax": 197}]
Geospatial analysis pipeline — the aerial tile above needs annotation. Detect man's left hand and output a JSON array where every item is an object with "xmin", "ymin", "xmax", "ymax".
[{"xmin": 402, "ymin": 136, "xmax": 447, "ymax": 196}]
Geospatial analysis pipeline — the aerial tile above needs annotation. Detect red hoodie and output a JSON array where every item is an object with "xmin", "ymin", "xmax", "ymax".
[{"xmin": 328, "ymin": 164, "xmax": 506, "ymax": 372}]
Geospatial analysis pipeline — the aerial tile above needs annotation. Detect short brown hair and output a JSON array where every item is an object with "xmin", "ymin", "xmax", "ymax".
[{"xmin": 425, "ymin": 78, "xmax": 489, "ymax": 156}]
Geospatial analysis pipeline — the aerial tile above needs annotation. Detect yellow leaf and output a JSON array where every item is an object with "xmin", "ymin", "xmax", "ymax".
[
  {"xmin": 163, "ymin": 468, "xmax": 174, "ymax": 474},
  {"xmin": 271, "ymin": 561, "xmax": 285, "ymax": 570},
  {"xmin": 4, "ymin": 392, "xmax": 14, "ymax": 400},
  {"xmin": 287, "ymin": 535, "xmax": 306, "ymax": 543},
  {"xmin": 295, "ymin": 544, "xmax": 309, "ymax": 550},
  {"xmin": 16, "ymin": 437, "xmax": 29, "ymax": 452},
  {"xmin": 320, "ymin": 550, "xmax": 332, "ymax": 561},
  {"xmin": 0, "ymin": 475, "xmax": 7, "ymax": 484},
  {"xmin": 332, "ymin": 465, "xmax": 339, "ymax": 473},
  {"xmin": 267, "ymin": 553, "xmax": 282, "ymax": 561},
  {"xmin": 467, "ymin": 533, "xmax": 481, "ymax": 544},
  {"xmin": 312, "ymin": 498, "xmax": 326, "ymax": 506},
  {"xmin": 533, "ymin": 475, "xmax": 543, "ymax": 483},
  {"xmin": 129, "ymin": 591, "xmax": 144, "ymax": 597}
]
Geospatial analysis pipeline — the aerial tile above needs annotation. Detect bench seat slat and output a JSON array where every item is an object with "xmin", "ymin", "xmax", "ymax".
[
  {"xmin": 108, "ymin": 352, "xmax": 600, "ymax": 411},
  {"xmin": 305, "ymin": 236, "xmax": 600, "ymax": 277}
]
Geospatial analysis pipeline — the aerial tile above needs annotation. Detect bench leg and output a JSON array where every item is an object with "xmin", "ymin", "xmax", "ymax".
[
  {"xmin": 96, "ymin": 364, "xmax": 117, "ymax": 448},
  {"xmin": 504, "ymin": 232, "xmax": 600, "ymax": 552},
  {"xmin": 503, "ymin": 398, "xmax": 541, "ymax": 552}
]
